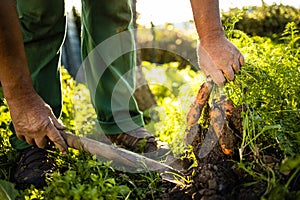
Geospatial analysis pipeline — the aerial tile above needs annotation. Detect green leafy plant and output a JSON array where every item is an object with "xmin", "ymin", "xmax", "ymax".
[
  {"xmin": 224, "ymin": 21, "xmax": 300, "ymax": 198},
  {"xmin": 0, "ymin": 180, "xmax": 19, "ymax": 200},
  {"xmin": 0, "ymin": 11, "xmax": 299, "ymax": 199}
]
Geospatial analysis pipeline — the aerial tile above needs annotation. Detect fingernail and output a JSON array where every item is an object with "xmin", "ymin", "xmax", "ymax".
[{"xmin": 62, "ymin": 149, "xmax": 68, "ymax": 154}]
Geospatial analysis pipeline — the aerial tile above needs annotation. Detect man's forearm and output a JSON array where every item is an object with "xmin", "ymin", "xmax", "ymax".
[
  {"xmin": 190, "ymin": 0, "xmax": 224, "ymax": 42},
  {"xmin": 0, "ymin": 0, "xmax": 35, "ymax": 101}
]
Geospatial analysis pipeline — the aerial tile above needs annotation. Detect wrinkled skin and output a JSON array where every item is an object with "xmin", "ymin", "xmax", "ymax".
[
  {"xmin": 8, "ymin": 92, "xmax": 68, "ymax": 153},
  {"xmin": 190, "ymin": 0, "xmax": 245, "ymax": 86},
  {"xmin": 198, "ymin": 35, "xmax": 244, "ymax": 86},
  {"xmin": 0, "ymin": 0, "xmax": 68, "ymax": 153}
]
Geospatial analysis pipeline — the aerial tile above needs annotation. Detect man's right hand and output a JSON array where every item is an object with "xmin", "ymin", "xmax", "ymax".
[
  {"xmin": 8, "ymin": 91, "xmax": 68, "ymax": 153},
  {"xmin": 0, "ymin": 0, "xmax": 67, "ymax": 154}
]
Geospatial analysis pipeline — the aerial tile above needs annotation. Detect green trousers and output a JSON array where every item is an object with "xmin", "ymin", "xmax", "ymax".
[{"xmin": 10, "ymin": 0, "xmax": 144, "ymax": 150}]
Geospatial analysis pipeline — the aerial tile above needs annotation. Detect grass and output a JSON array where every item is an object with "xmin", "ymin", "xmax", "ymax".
[{"xmin": 0, "ymin": 21, "xmax": 299, "ymax": 199}]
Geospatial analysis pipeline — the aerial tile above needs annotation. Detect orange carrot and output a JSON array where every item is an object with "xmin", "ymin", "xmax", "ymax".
[
  {"xmin": 210, "ymin": 96, "xmax": 234, "ymax": 155},
  {"xmin": 186, "ymin": 80, "xmax": 213, "ymax": 126}
]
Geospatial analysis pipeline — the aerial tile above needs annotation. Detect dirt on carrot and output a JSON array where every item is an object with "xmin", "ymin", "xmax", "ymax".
[{"xmin": 155, "ymin": 101, "xmax": 271, "ymax": 200}]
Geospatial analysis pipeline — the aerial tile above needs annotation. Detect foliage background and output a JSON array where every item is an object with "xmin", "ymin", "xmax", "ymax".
[{"xmin": 0, "ymin": 3, "xmax": 299, "ymax": 200}]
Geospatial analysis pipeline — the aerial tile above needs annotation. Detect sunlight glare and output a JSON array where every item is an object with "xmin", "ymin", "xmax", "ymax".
[{"xmin": 65, "ymin": 0, "xmax": 300, "ymax": 26}]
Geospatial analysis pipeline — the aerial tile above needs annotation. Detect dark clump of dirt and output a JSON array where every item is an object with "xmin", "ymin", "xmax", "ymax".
[{"xmin": 162, "ymin": 101, "xmax": 266, "ymax": 200}]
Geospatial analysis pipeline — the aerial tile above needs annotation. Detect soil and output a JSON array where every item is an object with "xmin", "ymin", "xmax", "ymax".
[{"xmin": 158, "ymin": 100, "xmax": 267, "ymax": 200}]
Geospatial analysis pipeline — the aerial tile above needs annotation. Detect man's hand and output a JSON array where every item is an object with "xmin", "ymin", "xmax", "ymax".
[
  {"xmin": 0, "ymin": 0, "xmax": 67, "ymax": 154},
  {"xmin": 8, "ymin": 92, "xmax": 68, "ymax": 153},
  {"xmin": 198, "ymin": 35, "xmax": 244, "ymax": 86},
  {"xmin": 190, "ymin": 0, "xmax": 245, "ymax": 86}
]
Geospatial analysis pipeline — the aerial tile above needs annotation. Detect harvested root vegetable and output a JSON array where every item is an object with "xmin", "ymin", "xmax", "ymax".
[
  {"xmin": 185, "ymin": 74, "xmax": 246, "ymax": 159},
  {"xmin": 186, "ymin": 80, "xmax": 213, "ymax": 127},
  {"xmin": 210, "ymin": 95, "xmax": 235, "ymax": 155}
]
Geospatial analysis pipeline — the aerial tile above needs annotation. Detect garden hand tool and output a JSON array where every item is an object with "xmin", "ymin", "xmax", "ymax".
[{"xmin": 60, "ymin": 131, "xmax": 184, "ymax": 184}]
